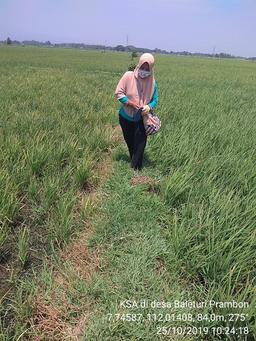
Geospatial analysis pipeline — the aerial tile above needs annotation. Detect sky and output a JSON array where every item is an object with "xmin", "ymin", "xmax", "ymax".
[{"xmin": 0, "ymin": 0, "xmax": 255, "ymax": 57}]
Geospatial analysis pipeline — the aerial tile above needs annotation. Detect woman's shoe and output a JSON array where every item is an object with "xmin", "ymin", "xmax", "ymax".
[{"xmin": 133, "ymin": 165, "xmax": 142, "ymax": 172}]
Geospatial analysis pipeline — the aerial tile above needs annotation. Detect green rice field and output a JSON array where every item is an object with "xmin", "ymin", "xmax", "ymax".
[{"xmin": 0, "ymin": 46, "xmax": 255, "ymax": 340}]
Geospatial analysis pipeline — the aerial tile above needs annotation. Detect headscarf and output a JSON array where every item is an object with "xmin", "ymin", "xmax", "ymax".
[
  {"xmin": 133, "ymin": 53, "xmax": 155, "ymax": 106},
  {"xmin": 115, "ymin": 53, "xmax": 155, "ymax": 118}
]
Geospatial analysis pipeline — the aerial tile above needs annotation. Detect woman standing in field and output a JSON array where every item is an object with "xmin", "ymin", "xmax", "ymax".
[{"xmin": 114, "ymin": 53, "xmax": 158, "ymax": 171}]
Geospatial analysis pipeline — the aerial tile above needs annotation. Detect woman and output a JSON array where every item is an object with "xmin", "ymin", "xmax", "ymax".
[{"xmin": 114, "ymin": 53, "xmax": 158, "ymax": 171}]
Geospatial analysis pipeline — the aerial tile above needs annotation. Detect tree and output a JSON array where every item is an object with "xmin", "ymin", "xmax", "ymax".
[
  {"xmin": 128, "ymin": 63, "xmax": 137, "ymax": 71},
  {"xmin": 6, "ymin": 37, "xmax": 12, "ymax": 45},
  {"xmin": 115, "ymin": 45, "xmax": 125, "ymax": 52},
  {"xmin": 131, "ymin": 51, "xmax": 138, "ymax": 59}
]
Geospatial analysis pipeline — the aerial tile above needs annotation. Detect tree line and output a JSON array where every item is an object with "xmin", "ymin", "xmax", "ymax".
[{"xmin": 1, "ymin": 37, "xmax": 255, "ymax": 60}]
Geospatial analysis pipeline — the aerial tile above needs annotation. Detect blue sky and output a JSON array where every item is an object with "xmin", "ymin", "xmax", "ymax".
[{"xmin": 0, "ymin": 0, "xmax": 255, "ymax": 57}]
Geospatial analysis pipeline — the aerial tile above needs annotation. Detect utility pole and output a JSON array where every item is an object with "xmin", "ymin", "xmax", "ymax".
[{"xmin": 212, "ymin": 46, "xmax": 216, "ymax": 57}]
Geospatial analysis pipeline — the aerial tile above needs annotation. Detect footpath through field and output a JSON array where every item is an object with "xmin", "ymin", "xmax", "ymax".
[
  {"xmin": 80, "ymin": 127, "xmax": 195, "ymax": 340},
  {"xmin": 26, "ymin": 125, "xmax": 195, "ymax": 340}
]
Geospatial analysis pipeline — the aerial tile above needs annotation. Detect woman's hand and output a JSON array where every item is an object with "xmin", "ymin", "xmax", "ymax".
[
  {"xmin": 141, "ymin": 105, "xmax": 151, "ymax": 115},
  {"xmin": 125, "ymin": 99, "xmax": 140, "ymax": 110}
]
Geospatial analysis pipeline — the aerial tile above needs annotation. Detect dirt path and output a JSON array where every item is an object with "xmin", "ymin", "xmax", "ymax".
[
  {"xmin": 25, "ymin": 124, "xmax": 191, "ymax": 341},
  {"xmin": 27, "ymin": 124, "xmax": 124, "ymax": 340}
]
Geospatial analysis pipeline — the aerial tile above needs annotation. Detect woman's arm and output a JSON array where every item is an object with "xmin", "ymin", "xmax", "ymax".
[
  {"xmin": 115, "ymin": 72, "xmax": 129, "ymax": 102},
  {"xmin": 148, "ymin": 81, "xmax": 158, "ymax": 109},
  {"xmin": 115, "ymin": 72, "xmax": 140, "ymax": 109},
  {"xmin": 118, "ymin": 96, "xmax": 129, "ymax": 104},
  {"xmin": 120, "ymin": 96, "xmax": 140, "ymax": 109}
]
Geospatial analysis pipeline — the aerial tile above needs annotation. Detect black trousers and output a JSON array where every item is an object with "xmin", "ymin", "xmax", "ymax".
[{"xmin": 119, "ymin": 113, "xmax": 147, "ymax": 170}]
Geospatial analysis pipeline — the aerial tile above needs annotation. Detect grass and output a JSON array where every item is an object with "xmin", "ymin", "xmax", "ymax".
[{"xmin": 0, "ymin": 45, "xmax": 255, "ymax": 340}]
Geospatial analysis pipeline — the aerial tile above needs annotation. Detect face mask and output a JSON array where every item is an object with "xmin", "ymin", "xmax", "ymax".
[{"xmin": 138, "ymin": 69, "xmax": 151, "ymax": 78}]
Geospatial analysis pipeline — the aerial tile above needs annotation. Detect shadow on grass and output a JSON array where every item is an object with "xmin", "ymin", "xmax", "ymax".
[
  {"xmin": 143, "ymin": 153, "xmax": 157, "ymax": 168},
  {"xmin": 113, "ymin": 151, "xmax": 130, "ymax": 163}
]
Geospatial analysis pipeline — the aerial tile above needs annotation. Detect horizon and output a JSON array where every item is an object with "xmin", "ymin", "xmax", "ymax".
[
  {"xmin": 2, "ymin": 38, "xmax": 252, "ymax": 59},
  {"xmin": 1, "ymin": 0, "xmax": 256, "ymax": 58}
]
